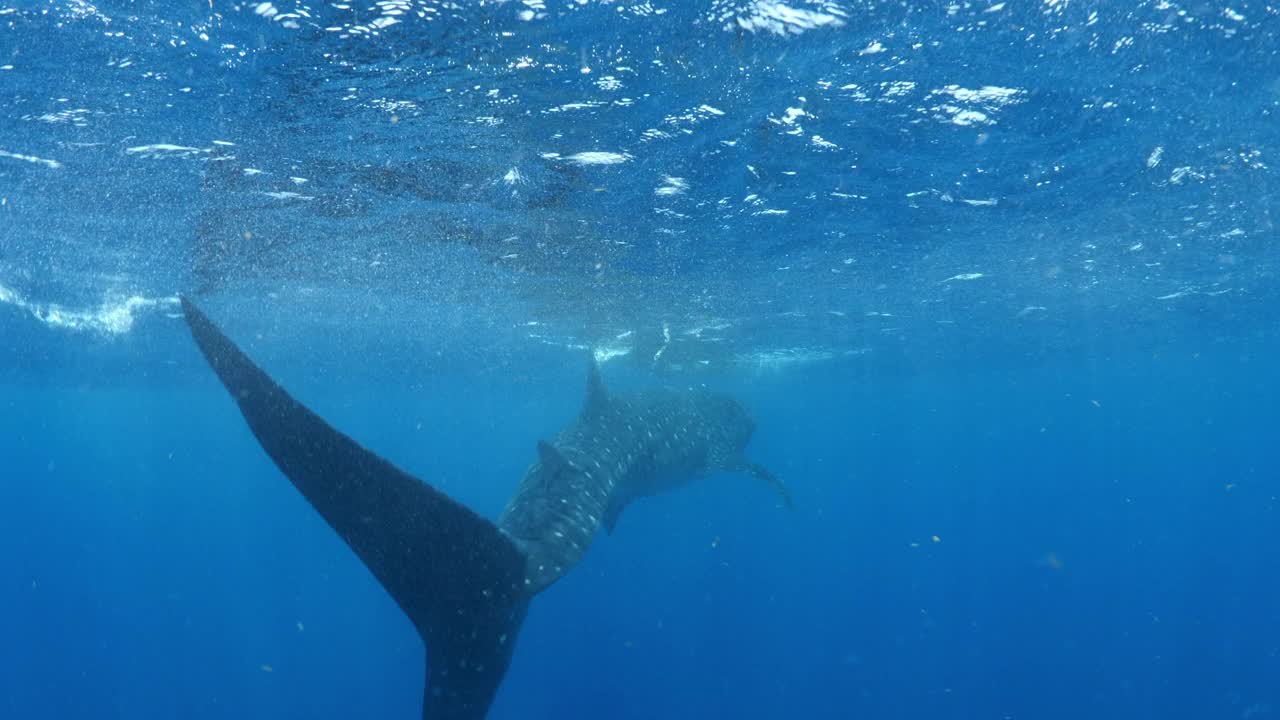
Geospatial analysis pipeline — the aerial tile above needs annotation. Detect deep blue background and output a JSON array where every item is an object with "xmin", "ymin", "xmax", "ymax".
[
  {"xmin": 3, "ymin": 335, "xmax": 1277, "ymax": 719},
  {"xmin": 4, "ymin": 0, "xmax": 1280, "ymax": 718}
]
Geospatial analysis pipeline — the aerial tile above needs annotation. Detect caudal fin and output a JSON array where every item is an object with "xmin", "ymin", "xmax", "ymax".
[{"xmin": 181, "ymin": 298, "xmax": 528, "ymax": 720}]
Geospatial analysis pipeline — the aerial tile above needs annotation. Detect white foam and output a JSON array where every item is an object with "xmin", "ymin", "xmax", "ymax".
[
  {"xmin": 654, "ymin": 176, "xmax": 688, "ymax": 196},
  {"xmin": 936, "ymin": 85, "xmax": 1023, "ymax": 104},
  {"xmin": 947, "ymin": 109, "xmax": 990, "ymax": 126},
  {"xmin": 0, "ymin": 149, "xmax": 62, "ymax": 169},
  {"xmin": 546, "ymin": 101, "xmax": 607, "ymax": 113},
  {"xmin": 941, "ymin": 272, "xmax": 986, "ymax": 282},
  {"xmin": 563, "ymin": 151, "xmax": 630, "ymax": 166},
  {"xmin": 731, "ymin": 1, "xmax": 847, "ymax": 36},
  {"xmin": 929, "ymin": 86, "xmax": 1024, "ymax": 126},
  {"xmin": 736, "ymin": 347, "xmax": 837, "ymax": 369},
  {"xmin": 126, "ymin": 143, "xmax": 202, "ymax": 153},
  {"xmin": 503, "ymin": 167, "xmax": 525, "ymax": 186},
  {"xmin": 125, "ymin": 144, "xmax": 211, "ymax": 159},
  {"xmin": 0, "ymin": 282, "xmax": 176, "ymax": 335},
  {"xmin": 593, "ymin": 345, "xmax": 632, "ymax": 363}
]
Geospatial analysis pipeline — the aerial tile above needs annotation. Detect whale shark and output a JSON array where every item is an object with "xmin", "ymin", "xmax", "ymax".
[{"xmin": 179, "ymin": 298, "xmax": 790, "ymax": 719}]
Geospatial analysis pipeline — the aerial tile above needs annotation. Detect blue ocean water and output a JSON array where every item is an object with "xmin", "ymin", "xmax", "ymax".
[{"xmin": 2, "ymin": 1, "xmax": 1279, "ymax": 718}]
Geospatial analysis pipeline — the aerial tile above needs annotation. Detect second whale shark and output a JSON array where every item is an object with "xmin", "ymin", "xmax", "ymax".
[{"xmin": 180, "ymin": 298, "xmax": 791, "ymax": 719}]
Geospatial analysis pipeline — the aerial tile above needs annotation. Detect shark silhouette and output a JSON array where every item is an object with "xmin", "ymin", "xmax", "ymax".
[{"xmin": 180, "ymin": 298, "xmax": 790, "ymax": 719}]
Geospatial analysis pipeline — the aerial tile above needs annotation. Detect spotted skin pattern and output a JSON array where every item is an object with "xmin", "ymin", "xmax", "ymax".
[{"xmin": 498, "ymin": 365, "xmax": 787, "ymax": 594}]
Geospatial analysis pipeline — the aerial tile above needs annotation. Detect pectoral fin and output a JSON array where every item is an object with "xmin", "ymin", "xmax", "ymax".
[
  {"xmin": 723, "ymin": 457, "xmax": 794, "ymax": 510},
  {"xmin": 603, "ymin": 501, "xmax": 626, "ymax": 535}
]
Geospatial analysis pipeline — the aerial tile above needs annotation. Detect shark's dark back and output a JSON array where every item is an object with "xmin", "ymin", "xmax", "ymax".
[{"xmin": 624, "ymin": 388, "xmax": 757, "ymax": 465}]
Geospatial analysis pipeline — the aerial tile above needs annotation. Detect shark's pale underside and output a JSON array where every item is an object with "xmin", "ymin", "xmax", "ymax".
[{"xmin": 179, "ymin": 298, "xmax": 790, "ymax": 719}]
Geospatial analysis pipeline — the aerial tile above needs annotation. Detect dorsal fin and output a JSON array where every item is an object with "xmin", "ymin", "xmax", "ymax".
[
  {"xmin": 580, "ymin": 357, "xmax": 609, "ymax": 420},
  {"xmin": 537, "ymin": 440, "xmax": 570, "ymax": 472}
]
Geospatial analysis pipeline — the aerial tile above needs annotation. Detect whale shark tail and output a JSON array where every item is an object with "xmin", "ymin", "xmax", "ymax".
[{"xmin": 181, "ymin": 298, "xmax": 528, "ymax": 720}]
